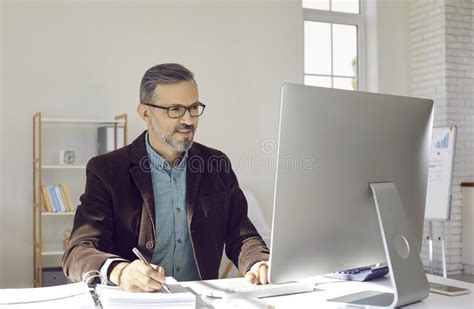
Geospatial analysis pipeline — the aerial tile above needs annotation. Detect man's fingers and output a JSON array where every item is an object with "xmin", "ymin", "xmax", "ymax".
[
  {"xmin": 259, "ymin": 264, "xmax": 268, "ymax": 285},
  {"xmin": 150, "ymin": 263, "xmax": 164, "ymax": 274},
  {"xmin": 121, "ymin": 270, "xmax": 158, "ymax": 293},
  {"xmin": 245, "ymin": 271, "xmax": 257, "ymax": 285},
  {"xmin": 136, "ymin": 261, "xmax": 166, "ymax": 283},
  {"xmin": 133, "ymin": 271, "xmax": 163, "ymax": 292},
  {"xmin": 126, "ymin": 284, "xmax": 149, "ymax": 293},
  {"xmin": 158, "ymin": 266, "xmax": 166, "ymax": 276},
  {"xmin": 118, "ymin": 261, "xmax": 168, "ymax": 293}
]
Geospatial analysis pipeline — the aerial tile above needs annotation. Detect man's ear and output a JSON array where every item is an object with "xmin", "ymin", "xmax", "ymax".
[{"xmin": 137, "ymin": 104, "xmax": 150, "ymax": 121}]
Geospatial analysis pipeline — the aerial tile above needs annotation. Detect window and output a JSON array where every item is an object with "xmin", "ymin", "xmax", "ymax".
[{"xmin": 303, "ymin": 0, "xmax": 365, "ymax": 91}]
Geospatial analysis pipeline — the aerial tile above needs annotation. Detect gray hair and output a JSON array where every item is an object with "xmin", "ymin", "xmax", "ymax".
[{"xmin": 139, "ymin": 63, "xmax": 195, "ymax": 104}]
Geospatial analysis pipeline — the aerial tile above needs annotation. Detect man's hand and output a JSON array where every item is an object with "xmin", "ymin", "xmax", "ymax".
[
  {"xmin": 109, "ymin": 260, "xmax": 166, "ymax": 292},
  {"xmin": 244, "ymin": 261, "xmax": 269, "ymax": 285}
]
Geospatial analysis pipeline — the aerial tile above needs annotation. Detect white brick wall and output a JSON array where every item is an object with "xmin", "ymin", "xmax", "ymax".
[{"xmin": 409, "ymin": 0, "xmax": 474, "ymax": 275}]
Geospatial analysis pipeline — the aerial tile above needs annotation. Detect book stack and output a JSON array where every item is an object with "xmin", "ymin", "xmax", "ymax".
[{"xmin": 40, "ymin": 184, "xmax": 76, "ymax": 213}]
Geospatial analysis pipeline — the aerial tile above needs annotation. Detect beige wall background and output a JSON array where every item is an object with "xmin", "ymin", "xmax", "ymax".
[
  {"xmin": 0, "ymin": 0, "xmax": 412, "ymax": 287},
  {"xmin": 0, "ymin": 0, "xmax": 303, "ymax": 287}
]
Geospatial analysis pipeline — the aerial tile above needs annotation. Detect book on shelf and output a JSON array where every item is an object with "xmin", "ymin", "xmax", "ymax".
[
  {"xmin": 41, "ymin": 184, "xmax": 76, "ymax": 213},
  {"xmin": 46, "ymin": 186, "xmax": 59, "ymax": 212},
  {"xmin": 58, "ymin": 185, "xmax": 70, "ymax": 212},
  {"xmin": 54, "ymin": 186, "xmax": 67, "ymax": 212},
  {"xmin": 40, "ymin": 186, "xmax": 53, "ymax": 212},
  {"xmin": 60, "ymin": 184, "xmax": 76, "ymax": 212}
]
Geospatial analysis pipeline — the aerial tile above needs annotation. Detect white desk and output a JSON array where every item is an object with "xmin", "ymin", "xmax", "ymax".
[
  {"xmin": 0, "ymin": 275, "xmax": 471, "ymax": 308},
  {"xmin": 182, "ymin": 274, "xmax": 473, "ymax": 308}
]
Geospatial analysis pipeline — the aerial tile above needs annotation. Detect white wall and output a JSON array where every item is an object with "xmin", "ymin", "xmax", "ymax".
[
  {"xmin": 0, "ymin": 0, "xmax": 303, "ymax": 287},
  {"xmin": 0, "ymin": 0, "xmax": 3, "ymax": 283},
  {"xmin": 367, "ymin": 0, "xmax": 473, "ymax": 275},
  {"xmin": 409, "ymin": 0, "xmax": 474, "ymax": 275},
  {"xmin": 2, "ymin": 0, "xmax": 453, "ymax": 288},
  {"xmin": 365, "ymin": 0, "xmax": 411, "ymax": 96}
]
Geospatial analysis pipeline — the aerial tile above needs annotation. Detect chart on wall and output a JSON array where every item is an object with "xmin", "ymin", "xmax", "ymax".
[{"xmin": 425, "ymin": 126, "xmax": 457, "ymax": 221}]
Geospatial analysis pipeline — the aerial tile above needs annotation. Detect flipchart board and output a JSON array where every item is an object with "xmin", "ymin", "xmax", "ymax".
[{"xmin": 425, "ymin": 126, "xmax": 457, "ymax": 221}]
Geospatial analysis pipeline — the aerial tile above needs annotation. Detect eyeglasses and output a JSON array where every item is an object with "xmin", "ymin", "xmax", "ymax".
[{"xmin": 142, "ymin": 102, "xmax": 206, "ymax": 118}]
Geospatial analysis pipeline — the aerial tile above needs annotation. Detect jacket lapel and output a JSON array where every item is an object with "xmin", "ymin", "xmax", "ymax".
[
  {"xmin": 130, "ymin": 131, "xmax": 156, "ymax": 243},
  {"xmin": 186, "ymin": 144, "xmax": 202, "ymax": 224}
]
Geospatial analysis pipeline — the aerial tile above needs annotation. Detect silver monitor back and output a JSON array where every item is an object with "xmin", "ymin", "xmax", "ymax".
[{"xmin": 269, "ymin": 84, "xmax": 434, "ymax": 284}]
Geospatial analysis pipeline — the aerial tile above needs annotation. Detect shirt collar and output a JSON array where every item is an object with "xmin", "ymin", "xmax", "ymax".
[{"xmin": 145, "ymin": 132, "xmax": 188, "ymax": 172}]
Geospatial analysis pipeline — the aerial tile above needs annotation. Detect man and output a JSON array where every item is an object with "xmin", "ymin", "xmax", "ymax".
[{"xmin": 63, "ymin": 63, "xmax": 270, "ymax": 292}]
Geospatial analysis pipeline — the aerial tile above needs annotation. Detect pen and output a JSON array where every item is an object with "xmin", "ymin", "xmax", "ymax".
[{"xmin": 132, "ymin": 247, "xmax": 171, "ymax": 293}]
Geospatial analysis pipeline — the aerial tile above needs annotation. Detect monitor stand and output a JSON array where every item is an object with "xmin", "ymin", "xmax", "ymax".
[{"xmin": 328, "ymin": 182, "xmax": 430, "ymax": 308}]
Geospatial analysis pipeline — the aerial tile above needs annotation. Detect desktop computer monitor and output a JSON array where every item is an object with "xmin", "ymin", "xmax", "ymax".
[{"xmin": 268, "ymin": 84, "xmax": 433, "ymax": 305}]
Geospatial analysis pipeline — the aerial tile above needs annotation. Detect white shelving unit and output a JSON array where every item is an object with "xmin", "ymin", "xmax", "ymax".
[
  {"xmin": 42, "ymin": 251, "xmax": 64, "ymax": 256},
  {"xmin": 41, "ymin": 212, "xmax": 75, "ymax": 216},
  {"xmin": 41, "ymin": 165, "xmax": 87, "ymax": 169},
  {"xmin": 42, "ymin": 118, "xmax": 126, "ymax": 124},
  {"xmin": 33, "ymin": 112, "xmax": 128, "ymax": 287}
]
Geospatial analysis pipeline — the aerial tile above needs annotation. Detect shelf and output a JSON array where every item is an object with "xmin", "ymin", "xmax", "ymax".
[
  {"xmin": 42, "ymin": 251, "xmax": 64, "ymax": 256},
  {"xmin": 42, "ymin": 212, "xmax": 75, "ymax": 216},
  {"xmin": 41, "ymin": 251, "xmax": 65, "ymax": 268},
  {"xmin": 33, "ymin": 112, "xmax": 128, "ymax": 286},
  {"xmin": 41, "ymin": 165, "xmax": 86, "ymax": 169},
  {"xmin": 41, "ymin": 118, "xmax": 125, "ymax": 125}
]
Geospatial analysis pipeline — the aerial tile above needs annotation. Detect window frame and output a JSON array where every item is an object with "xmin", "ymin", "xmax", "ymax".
[{"xmin": 303, "ymin": 4, "xmax": 366, "ymax": 91}]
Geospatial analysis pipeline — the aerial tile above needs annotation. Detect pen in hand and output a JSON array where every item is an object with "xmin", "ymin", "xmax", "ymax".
[{"xmin": 132, "ymin": 247, "xmax": 171, "ymax": 293}]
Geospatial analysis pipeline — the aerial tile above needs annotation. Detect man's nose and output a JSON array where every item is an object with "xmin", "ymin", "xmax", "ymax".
[{"xmin": 180, "ymin": 109, "xmax": 193, "ymax": 124}]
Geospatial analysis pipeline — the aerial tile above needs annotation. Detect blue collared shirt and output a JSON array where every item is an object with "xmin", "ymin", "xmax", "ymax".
[{"xmin": 145, "ymin": 133, "xmax": 200, "ymax": 281}]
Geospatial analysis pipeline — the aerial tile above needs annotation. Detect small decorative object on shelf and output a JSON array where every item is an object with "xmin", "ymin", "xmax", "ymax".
[
  {"xmin": 59, "ymin": 150, "xmax": 76, "ymax": 165},
  {"xmin": 33, "ymin": 112, "xmax": 128, "ymax": 287}
]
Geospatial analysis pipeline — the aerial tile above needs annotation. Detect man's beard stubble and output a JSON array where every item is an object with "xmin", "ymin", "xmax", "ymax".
[{"xmin": 150, "ymin": 114, "xmax": 196, "ymax": 152}]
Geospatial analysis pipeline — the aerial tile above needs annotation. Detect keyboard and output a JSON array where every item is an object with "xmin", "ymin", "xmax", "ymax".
[
  {"xmin": 204, "ymin": 281, "xmax": 315, "ymax": 299},
  {"xmin": 324, "ymin": 265, "xmax": 389, "ymax": 282}
]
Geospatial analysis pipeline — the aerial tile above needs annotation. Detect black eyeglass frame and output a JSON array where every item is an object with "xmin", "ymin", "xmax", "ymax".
[{"xmin": 142, "ymin": 102, "xmax": 206, "ymax": 118}]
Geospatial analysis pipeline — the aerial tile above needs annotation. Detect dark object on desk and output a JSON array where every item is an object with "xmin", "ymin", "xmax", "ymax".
[
  {"xmin": 42, "ymin": 267, "xmax": 69, "ymax": 286},
  {"xmin": 325, "ymin": 265, "xmax": 389, "ymax": 282}
]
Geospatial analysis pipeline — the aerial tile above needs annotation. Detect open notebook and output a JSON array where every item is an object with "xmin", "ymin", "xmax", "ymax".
[{"xmin": 0, "ymin": 277, "xmax": 195, "ymax": 309}]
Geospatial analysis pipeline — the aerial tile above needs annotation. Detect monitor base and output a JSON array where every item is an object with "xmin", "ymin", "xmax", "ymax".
[
  {"xmin": 328, "ymin": 290, "xmax": 394, "ymax": 307},
  {"xmin": 329, "ymin": 182, "xmax": 430, "ymax": 308}
]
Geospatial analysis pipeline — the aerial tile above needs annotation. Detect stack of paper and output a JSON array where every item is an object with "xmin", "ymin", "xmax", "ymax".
[
  {"xmin": 97, "ymin": 277, "xmax": 195, "ymax": 309},
  {"xmin": 0, "ymin": 282, "xmax": 94, "ymax": 308}
]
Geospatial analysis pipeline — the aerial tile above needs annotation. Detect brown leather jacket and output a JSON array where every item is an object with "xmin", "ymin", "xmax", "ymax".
[{"xmin": 62, "ymin": 131, "xmax": 269, "ymax": 282}]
